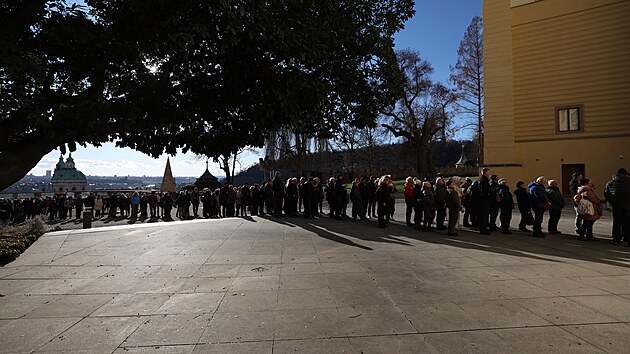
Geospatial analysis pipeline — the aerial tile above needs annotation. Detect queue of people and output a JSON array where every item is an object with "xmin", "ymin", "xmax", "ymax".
[{"xmin": 1, "ymin": 168, "xmax": 628, "ymax": 245}]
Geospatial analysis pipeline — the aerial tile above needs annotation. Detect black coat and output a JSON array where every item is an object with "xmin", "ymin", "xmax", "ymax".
[
  {"xmin": 605, "ymin": 173, "xmax": 630, "ymax": 209},
  {"xmin": 497, "ymin": 185, "xmax": 514, "ymax": 209},
  {"xmin": 513, "ymin": 188, "xmax": 530, "ymax": 213}
]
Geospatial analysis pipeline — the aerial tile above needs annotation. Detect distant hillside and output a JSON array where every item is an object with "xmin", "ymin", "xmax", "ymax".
[{"xmin": 233, "ymin": 140, "xmax": 476, "ymax": 185}]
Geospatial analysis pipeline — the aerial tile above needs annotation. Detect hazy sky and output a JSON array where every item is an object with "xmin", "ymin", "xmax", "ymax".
[{"xmin": 28, "ymin": 1, "xmax": 482, "ymax": 178}]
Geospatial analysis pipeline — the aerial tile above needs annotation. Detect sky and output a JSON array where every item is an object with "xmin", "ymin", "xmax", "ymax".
[{"xmin": 27, "ymin": 1, "xmax": 482, "ymax": 178}]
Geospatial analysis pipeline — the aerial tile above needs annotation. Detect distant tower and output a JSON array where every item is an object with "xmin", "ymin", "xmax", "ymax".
[
  {"xmin": 45, "ymin": 170, "xmax": 52, "ymax": 178},
  {"xmin": 455, "ymin": 144, "xmax": 468, "ymax": 168},
  {"xmin": 161, "ymin": 157, "xmax": 176, "ymax": 192},
  {"xmin": 195, "ymin": 159, "xmax": 220, "ymax": 190}
]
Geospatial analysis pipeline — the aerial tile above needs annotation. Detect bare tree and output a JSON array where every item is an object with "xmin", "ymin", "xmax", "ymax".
[
  {"xmin": 381, "ymin": 49, "xmax": 455, "ymax": 177},
  {"xmin": 330, "ymin": 120, "xmax": 363, "ymax": 177},
  {"xmin": 450, "ymin": 16, "xmax": 484, "ymax": 164},
  {"xmin": 357, "ymin": 125, "xmax": 387, "ymax": 176}
]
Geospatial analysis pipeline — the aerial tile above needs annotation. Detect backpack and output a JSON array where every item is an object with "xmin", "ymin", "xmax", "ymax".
[{"xmin": 467, "ymin": 181, "xmax": 480, "ymax": 199}]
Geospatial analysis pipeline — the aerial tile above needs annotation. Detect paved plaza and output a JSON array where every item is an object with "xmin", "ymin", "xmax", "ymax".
[{"xmin": 1, "ymin": 206, "xmax": 629, "ymax": 353}]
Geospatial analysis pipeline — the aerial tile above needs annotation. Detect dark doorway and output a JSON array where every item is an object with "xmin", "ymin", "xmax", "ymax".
[{"xmin": 562, "ymin": 163, "xmax": 585, "ymax": 196}]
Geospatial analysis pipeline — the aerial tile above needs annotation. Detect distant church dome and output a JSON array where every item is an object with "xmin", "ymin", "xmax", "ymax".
[{"xmin": 51, "ymin": 153, "xmax": 88, "ymax": 193}]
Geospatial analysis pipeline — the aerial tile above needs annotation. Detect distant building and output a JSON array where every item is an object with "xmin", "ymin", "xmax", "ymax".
[
  {"xmin": 483, "ymin": 0, "xmax": 630, "ymax": 195},
  {"xmin": 161, "ymin": 157, "xmax": 176, "ymax": 192},
  {"xmin": 195, "ymin": 160, "xmax": 220, "ymax": 190},
  {"xmin": 51, "ymin": 153, "xmax": 88, "ymax": 193},
  {"xmin": 45, "ymin": 170, "xmax": 52, "ymax": 178}
]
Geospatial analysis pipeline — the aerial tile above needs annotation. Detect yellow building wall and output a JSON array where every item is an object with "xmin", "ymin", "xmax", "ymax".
[
  {"xmin": 515, "ymin": 137, "xmax": 629, "ymax": 194},
  {"xmin": 483, "ymin": 0, "xmax": 630, "ymax": 193},
  {"xmin": 482, "ymin": 0, "xmax": 522, "ymax": 187},
  {"xmin": 511, "ymin": 0, "xmax": 630, "ymax": 142}
]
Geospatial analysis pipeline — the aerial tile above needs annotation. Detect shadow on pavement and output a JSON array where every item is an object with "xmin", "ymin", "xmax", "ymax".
[{"xmin": 261, "ymin": 212, "xmax": 630, "ymax": 269}]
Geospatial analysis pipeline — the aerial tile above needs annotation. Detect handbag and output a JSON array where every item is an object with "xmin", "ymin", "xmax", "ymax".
[
  {"xmin": 577, "ymin": 198, "xmax": 594, "ymax": 216},
  {"xmin": 537, "ymin": 201, "xmax": 550, "ymax": 211}
]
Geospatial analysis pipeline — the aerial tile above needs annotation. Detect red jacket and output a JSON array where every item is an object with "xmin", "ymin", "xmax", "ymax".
[{"xmin": 404, "ymin": 182, "xmax": 415, "ymax": 202}]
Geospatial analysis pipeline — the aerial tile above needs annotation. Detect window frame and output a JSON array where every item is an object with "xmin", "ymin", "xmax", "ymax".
[{"xmin": 555, "ymin": 105, "xmax": 584, "ymax": 134}]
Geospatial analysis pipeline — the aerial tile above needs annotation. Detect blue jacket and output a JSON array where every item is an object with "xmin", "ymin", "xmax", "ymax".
[{"xmin": 528, "ymin": 182, "xmax": 548, "ymax": 208}]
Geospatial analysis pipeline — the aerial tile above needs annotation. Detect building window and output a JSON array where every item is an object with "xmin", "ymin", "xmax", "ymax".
[{"xmin": 556, "ymin": 105, "xmax": 583, "ymax": 133}]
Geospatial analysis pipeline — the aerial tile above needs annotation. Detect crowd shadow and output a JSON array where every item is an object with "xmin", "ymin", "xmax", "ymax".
[{"xmin": 261, "ymin": 212, "xmax": 630, "ymax": 269}]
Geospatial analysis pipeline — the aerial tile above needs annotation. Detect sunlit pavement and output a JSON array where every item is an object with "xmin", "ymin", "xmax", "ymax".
[{"xmin": 1, "ymin": 203, "xmax": 629, "ymax": 353}]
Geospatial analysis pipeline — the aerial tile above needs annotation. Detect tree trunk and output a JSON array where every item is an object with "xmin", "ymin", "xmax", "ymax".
[
  {"xmin": 221, "ymin": 156, "xmax": 231, "ymax": 184},
  {"xmin": 478, "ymin": 102, "xmax": 484, "ymax": 165},
  {"xmin": 0, "ymin": 142, "xmax": 56, "ymax": 192},
  {"xmin": 415, "ymin": 139, "xmax": 436, "ymax": 178}
]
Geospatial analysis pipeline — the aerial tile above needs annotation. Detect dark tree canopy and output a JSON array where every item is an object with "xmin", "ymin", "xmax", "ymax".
[{"xmin": 0, "ymin": 0, "xmax": 414, "ymax": 191}]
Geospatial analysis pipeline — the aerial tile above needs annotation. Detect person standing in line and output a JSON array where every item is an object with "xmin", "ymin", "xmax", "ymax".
[
  {"xmin": 302, "ymin": 177, "xmax": 313, "ymax": 219},
  {"xmin": 546, "ymin": 179, "xmax": 566, "ymax": 234},
  {"xmin": 528, "ymin": 176, "xmax": 549, "ymax": 238},
  {"xmin": 569, "ymin": 172, "xmax": 583, "ymax": 233},
  {"xmin": 375, "ymin": 175, "xmax": 393, "ymax": 228},
  {"xmin": 191, "ymin": 187, "xmax": 200, "ymax": 218},
  {"xmin": 577, "ymin": 178, "xmax": 603, "ymax": 241},
  {"xmin": 497, "ymin": 178, "xmax": 514, "ymax": 234},
  {"xmin": 604, "ymin": 168, "xmax": 630, "ymax": 245},
  {"xmin": 403, "ymin": 177, "xmax": 415, "ymax": 226},
  {"xmin": 477, "ymin": 168, "xmax": 493, "ymax": 235},
  {"xmin": 461, "ymin": 178, "xmax": 472, "ymax": 227},
  {"xmin": 219, "ymin": 182, "xmax": 229, "ymax": 218},
  {"xmin": 433, "ymin": 177, "xmax": 448, "ymax": 230},
  {"xmin": 226, "ymin": 185, "xmax": 237, "ymax": 217},
  {"xmin": 298, "ymin": 177, "xmax": 306, "ymax": 213},
  {"xmin": 368, "ymin": 176, "xmax": 377, "ymax": 218},
  {"xmin": 334, "ymin": 175, "xmax": 346, "ymax": 220},
  {"xmin": 94, "ymin": 195, "xmax": 104, "ymax": 218},
  {"xmin": 163, "ymin": 191, "xmax": 173, "ymax": 220},
  {"xmin": 130, "ymin": 191, "xmax": 141, "ymax": 218},
  {"xmin": 235, "ymin": 187, "xmax": 242, "ymax": 217},
  {"xmin": 313, "ymin": 177, "xmax": 324, "ymax": 217},
  {"xmin": 75, "ymin": 194, "xmax": 83, "ymax": 220},
  {"xmin": 488, "ymin": 174, "xmax": 501, "ymax": 231},
  {"xmin": 351, "ymin": 178, "xmax": 364, "ymax": 221},
  {"xmin": 422, "ymin": 181, "xmax": 436, "ymax": 232},
  {"xmin": 263, "ymin": 179, "xmax": 274, "ymax": 215},
  {"xmin": 359, "ymin": 177, "xmax": 370, "ymax": 220},
  {"xmin": 140, "ymin": 192, "xmax": 148, "ymax": 218},
  {"xmin": 272, "ymin": 172, "xmax": 285, "ymax": 217},
  {"xmin": 108, "ymin": 193, "xmax": 118, "ymax": 218},
  {"xmin": 446, "ymin": 177, "xmax": 463, "ymax": 236},
  {"xmin": 285, "ymin": 178, "xmax": 299, "ymax": 216},
  {"xmin": 513, "ymin": 181, "xmax": 532, "ymax": 232},
  {"xmin": 413, "ymin": 178, "xmax": 424, "ymax": 230},
  {"xmin": 202, "ymin": 189, "xmax": 212, "ymax": 218}
]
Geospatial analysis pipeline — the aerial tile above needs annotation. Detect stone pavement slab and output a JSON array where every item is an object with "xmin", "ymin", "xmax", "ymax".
[{"xmin": 0, "ymin": 209, "xmax": 629, "ymax": 353}]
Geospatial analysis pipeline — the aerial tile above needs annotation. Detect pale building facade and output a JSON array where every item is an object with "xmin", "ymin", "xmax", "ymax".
[{"xmin": 483, "ymin": 0, "xmax": 630, "ymax": 195}]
